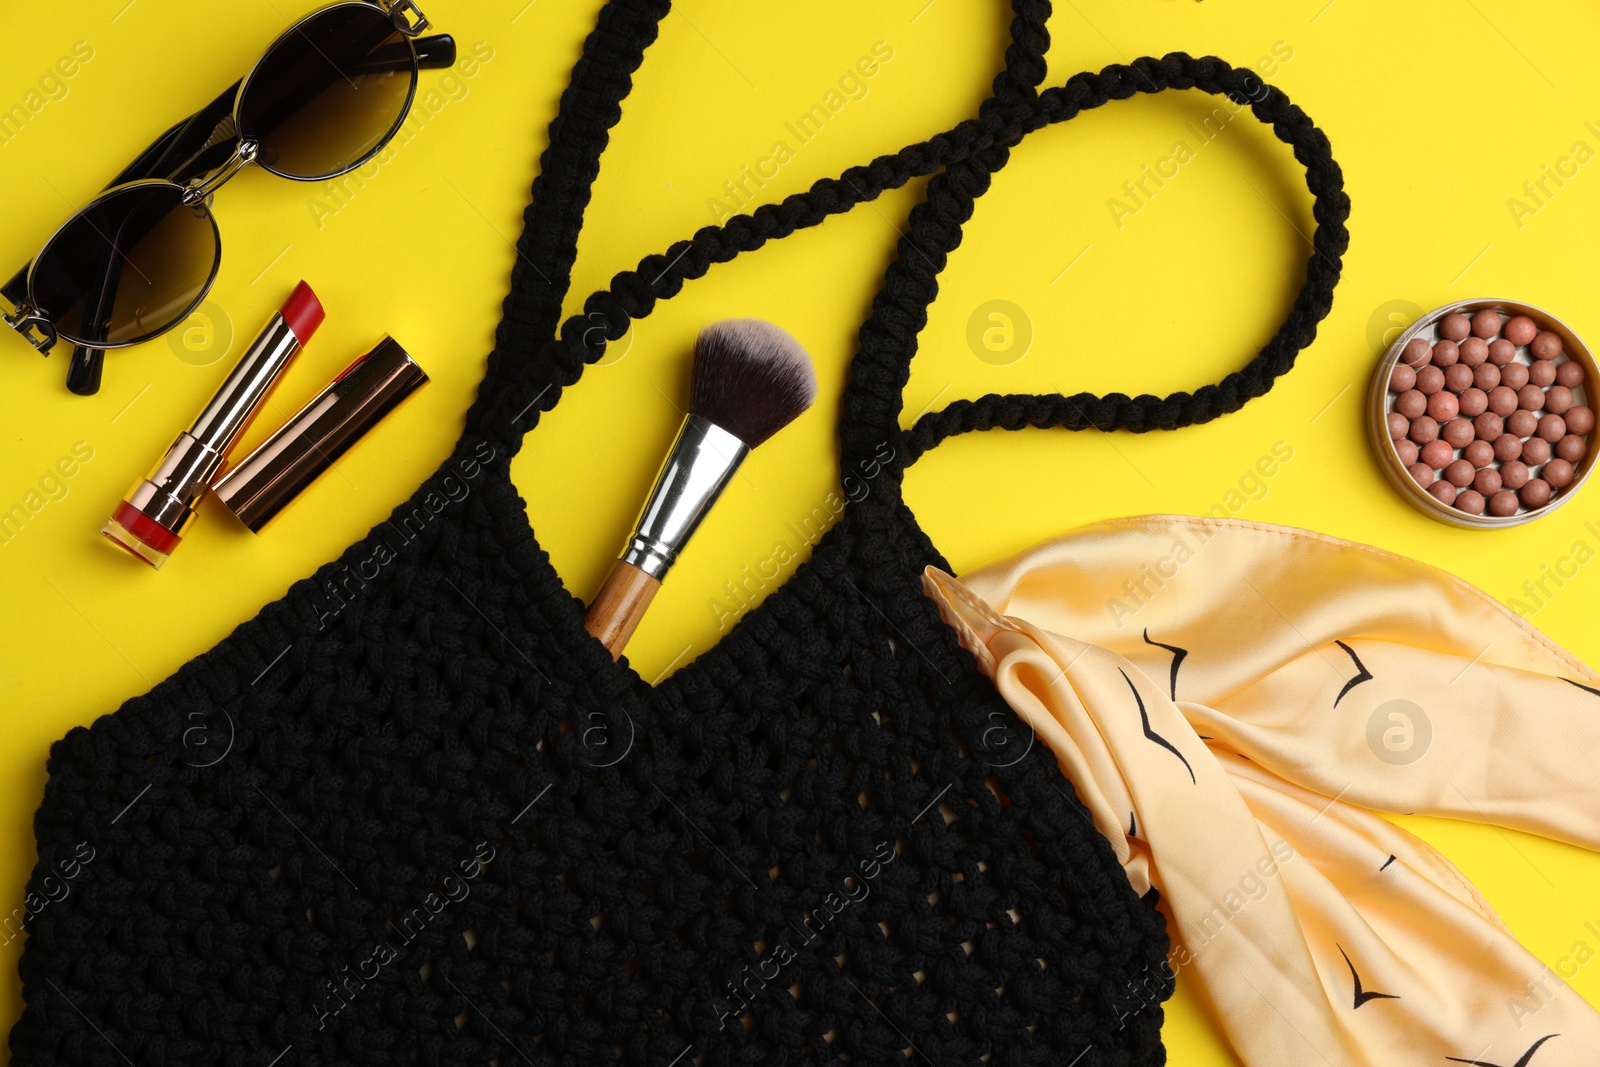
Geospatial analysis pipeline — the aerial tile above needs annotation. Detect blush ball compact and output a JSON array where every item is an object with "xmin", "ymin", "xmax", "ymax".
[{"xmin": 1368, "ymin": 299, "xmax": 1596, "ymax": 528}]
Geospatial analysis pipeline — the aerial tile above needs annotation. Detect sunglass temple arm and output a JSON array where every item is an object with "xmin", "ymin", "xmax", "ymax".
[{"xmin": 414, "ymin": 34, "xmax": 455, "ymax": 69}]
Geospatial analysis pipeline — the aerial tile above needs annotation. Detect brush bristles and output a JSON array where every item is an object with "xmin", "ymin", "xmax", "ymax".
[{"xmin": 689, "ymin": 319, "xmax": 818, "ymax": 447}]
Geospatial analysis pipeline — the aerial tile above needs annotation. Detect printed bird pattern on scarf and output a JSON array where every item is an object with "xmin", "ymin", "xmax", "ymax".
[{"xmin": 922, "ymin": 515, "xmax": 1600, "ymax": 1066}]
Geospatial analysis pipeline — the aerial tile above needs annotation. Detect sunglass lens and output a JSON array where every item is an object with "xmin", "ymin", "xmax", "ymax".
[
  {"xmin": 238, "ymin": 5, "xmax": 417, "ymax": 180},
  {"xmin": 30, "ymin": 181, "xmax": 219, "ymax": 349}
]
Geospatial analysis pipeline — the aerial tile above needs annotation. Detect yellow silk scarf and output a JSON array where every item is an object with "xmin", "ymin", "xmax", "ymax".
[{"xmin": 921, "ymin": 515, "xmax": 1600, "ymax": 1067}]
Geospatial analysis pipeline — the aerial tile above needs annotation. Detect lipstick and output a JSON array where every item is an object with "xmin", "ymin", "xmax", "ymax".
[
  {"xmin": 212, "ymin": 336, "xmax": 428, "ymax": 531},
  {"xmin": 102, "ymin": 281, "xmax": 324, "ymax": 568}
]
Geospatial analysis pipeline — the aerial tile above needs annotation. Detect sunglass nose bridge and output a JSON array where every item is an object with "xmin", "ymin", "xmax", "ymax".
[{"xmin": 181, "ymin": 140, "xmax": 260, "ymax": 207}]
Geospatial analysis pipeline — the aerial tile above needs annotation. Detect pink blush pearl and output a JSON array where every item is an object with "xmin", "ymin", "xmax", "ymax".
[
  {"xmin": 1390, "ymin": 364, "xmax": 1417, "ymax": 392},
  {"xmin": 1464, "ymin": 439, "xmax": 1494, "ymax": 467},
  {"xmin": 1402, "ymin": 337, "xmax": 1433, "ymax": 367},
  {"xmin": 1565, "ymin": 406, "xmax": 1594, "ymax": 435},
  {"xmin": 1493, "ymin": 433, "xmax": 1524, "ymax": 462},
  {"xmin": 1454, "ymin": 489, "xmax": 1487, "ymax": 515},
  {"xmin": 1458, "ymin": 387, "xmax": 1489, "ymax": 417},
  {"xmin": 1416, "ymin": 366, "xmax": 1446, "ymax": 394},
  {"xmin": 1395, "ymin": 438, "xmax": 1419, "ymax": 465},
  {"xmin": 1471, "ymin": 309, "xmax": 1502, "ymax": 339},
  {"xmin": 1529, "ymin": 360, "xmax": 1557, "ymax": 387},
  {"xmin": 1504, "ymin": 315, "xmax": 1538, "ymax": 346},
  {"xmin": 1488, "ymin": 489, "xmax": 1520, "ymax": 516},
  {"xmin": 1409, "ymin": 463, "xmax": 1436, "ymax": 488},
  {"xmin": 1556, "ymin": 360, "xmax": 1584, "ymax": 388},
  {"xmin": 1531, "ymin": 332, "xmax": 1563, "ymax": 360},
  {"xmin": 1487, "ymin": 339, "xmax": 1518, "ymax": 366},
  {"xmin": 1544, "ymin": 385, "xmax": 1574, "ymax": 415},
  {"xmin": 1428, "ymin": 392, "xmax": 1459, "ymax": 421},
  {"xmin": 1396, "ymin": 390, "xmax": 1428, "ymax": 418},
  {"xmin": 1500, "ymin": 362, "xmax": 1530, "ymax": 390},
  {"xmin": 1420, "ymin": 439, "xmax": 1454, "ymax": 468},
  {"xmin": 1440, "ymin": 313, "xmax": 1472, "ymax": 342}
]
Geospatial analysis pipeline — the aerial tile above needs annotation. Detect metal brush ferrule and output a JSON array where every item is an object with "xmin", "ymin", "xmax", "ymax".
[{"xmin": 621, "ymin": 414, "xmax": 748, "ymax": 580}]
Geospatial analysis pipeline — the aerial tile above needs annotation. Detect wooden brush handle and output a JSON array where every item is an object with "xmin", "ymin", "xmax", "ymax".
[{"xmin": 584, "ymin": 561, "xmax": 662, "ymax": 659}]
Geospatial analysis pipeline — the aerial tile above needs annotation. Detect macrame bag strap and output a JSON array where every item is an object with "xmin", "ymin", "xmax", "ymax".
[
  {"xmin": 473, "ymin": 50, "xmax": 1348, "ymax": 476},
  {"xmin": 461, "ymin": 0, "xmax": 673, "ymax": 439},
  {"xmin": 832, "ymin": 69, "xmax": 1348, "ymax": 498},
  {"xmin": 465, "ymin": 0, "xmax": 1052, "ymax": 457},
  {"xmin": 878, "ymin": 107, "xmax": 1348, "ymax": 476}
]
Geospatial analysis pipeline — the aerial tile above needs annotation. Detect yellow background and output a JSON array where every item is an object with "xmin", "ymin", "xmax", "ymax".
[{"xmin": 3, "ymin": 1, "xmax": 1599, "ymax": 1062}]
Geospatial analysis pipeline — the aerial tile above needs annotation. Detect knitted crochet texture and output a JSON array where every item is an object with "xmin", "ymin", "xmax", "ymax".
[{"xmin": 10, "ymin": 2, "xmax": 1348, "ymax": 1064}]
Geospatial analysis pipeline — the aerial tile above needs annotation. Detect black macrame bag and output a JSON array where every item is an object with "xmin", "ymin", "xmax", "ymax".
[{"xmin": 10, "ymin": 2, "xmax": 1347, "ymax": 1064}]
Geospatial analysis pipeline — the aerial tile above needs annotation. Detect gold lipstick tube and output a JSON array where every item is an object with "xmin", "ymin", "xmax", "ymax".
[
  {"xmin": 102, "ymin": 280, "xmax": 323, "ymax": 568},
  {"xmin": 212, "ymin": 335, "xmax": 428, "ymax": 531}
]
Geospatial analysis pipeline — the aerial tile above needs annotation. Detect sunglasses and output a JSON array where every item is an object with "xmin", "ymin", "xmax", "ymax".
[{"xmin": 1, "ymin": 0, "xmax": 454, "ymax": 395}]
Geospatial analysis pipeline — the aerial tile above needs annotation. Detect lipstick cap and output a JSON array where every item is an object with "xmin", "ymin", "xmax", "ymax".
[{"xmin": 212, "ymin": 335, "xmax": 427, "ymax": 531}]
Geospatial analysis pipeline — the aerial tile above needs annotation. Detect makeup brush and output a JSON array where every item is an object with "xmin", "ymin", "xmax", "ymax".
[{"xmin": 584, "ymin": 319, "xmax": 817, "ymax": 658}]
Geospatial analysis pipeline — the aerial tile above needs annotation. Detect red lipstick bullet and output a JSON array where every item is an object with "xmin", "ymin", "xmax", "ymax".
[{"xmin": 102, "ymin": 281, "xmax": 324, "ymax": 568}]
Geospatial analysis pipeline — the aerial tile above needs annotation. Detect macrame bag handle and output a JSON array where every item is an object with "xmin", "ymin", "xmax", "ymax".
[
  {"xmin": 469, "ymin": 0, "xmax": 1053, "ymax": 457},
  {"xmin": 461, "ymin": 0, "xmax": 674, "ymax": 440},
  {"xmin": 833, "ymin": 68, "xmax": 1349, "ymax": 495},
  {"xmin": 470, "ymin": 13, "xmax": 1351, "ymax": 510}
]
